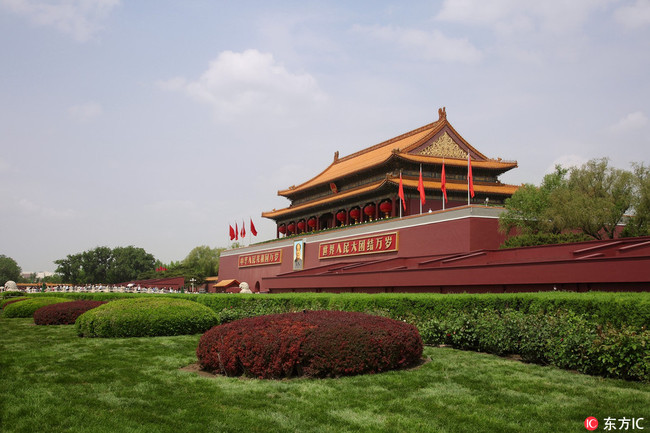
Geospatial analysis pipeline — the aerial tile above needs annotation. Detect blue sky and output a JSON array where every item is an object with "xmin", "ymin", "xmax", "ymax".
[{"xmin": 1, "ymin": 0, "xmax": 649, "ymax": 273}]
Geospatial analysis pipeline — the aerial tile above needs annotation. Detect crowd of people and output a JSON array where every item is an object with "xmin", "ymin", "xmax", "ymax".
[{"xmin": 2, "ymin": 285, "xmax": 187, "ymax": 294}]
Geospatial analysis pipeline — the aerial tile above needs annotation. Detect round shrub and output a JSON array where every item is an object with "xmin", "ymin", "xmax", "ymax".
[
  {"xmin": 197, "ymin": 310, "xmax": 423, "ymax": 379},
  {"xmin": 75, "ymin": 297, "xmax": 219, "ymax": 338},
  {"xmin": 34, "ymin": 300, "xmax": 107, "ymax": 325},
  {"xmin": 2, "ymin": 297, "xmax": 71, "ymax": 318}
]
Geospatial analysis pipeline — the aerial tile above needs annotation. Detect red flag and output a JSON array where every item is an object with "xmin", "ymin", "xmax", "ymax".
[
  {"xmin": 250, "ymin": 218, "xmax": 258, "ymax": 236},
  {"xmin": 468, "ymin": 154, "xmax": 475, "ymax": 198},
  {"xmin": 398, "ymin": 171, "xmax": 406, "ymax": 211},
  {"xmin": 417, "ymin": 165, "xmax": 425, "ymax": 205},
  {"xmin": 240, "ymin": 220, "xmax": 246, "ymax": 238},
  {"xmin": 235, "ymin": 222, "xmax": 239, "ymax": 240},
  {"xmin": 229, "ymin": 224, "xmax": 235, "ymax": 241},
  {"xmin": 441, "ymin": 161, "xmax": 448, "ymax": 203}
]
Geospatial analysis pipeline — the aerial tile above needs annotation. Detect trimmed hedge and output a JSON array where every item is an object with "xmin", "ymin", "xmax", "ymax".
[
  {"xmin": 34, "ymin": 300, "xmax": 106, "ymax": 325},
  {"xmin": 27, "ymin": 291, "xmax": 650, "ymax": 329},
  {"xmin": 2, "ymin": 297, "xmax": 71, "ymax": 318},
  {"xmin": 418, "ymin": 309, "xmax": 650, "ymax": 382},
  {"xmin": 75, "ymin": 297, "xmax": 219, "ymax": 338},
  {"xmin": 197, "ymin": 310, "xmax": 423, "ymax": 379},
  {"xmin": 0, "ymin": 297, "xmax": 27, "ymax": 309}
]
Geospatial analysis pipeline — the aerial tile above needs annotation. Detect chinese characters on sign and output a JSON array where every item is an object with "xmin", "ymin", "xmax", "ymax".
[
  {"xmin": 238, "ymin": 249, "xmax": 282, "ymax": 268},
  {"xmin": 319, "ymin": 232, "xmax": 399, "ymax": 260}
]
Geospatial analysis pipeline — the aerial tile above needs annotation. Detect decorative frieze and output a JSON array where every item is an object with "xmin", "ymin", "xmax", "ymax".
[{"xmin": 419, "ymin": 132, "xmax": 468, "ymax": 159}]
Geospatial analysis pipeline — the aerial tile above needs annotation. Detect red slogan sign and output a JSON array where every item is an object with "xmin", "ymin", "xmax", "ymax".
[
  {"xmin": 238, "ymin": 249, "xmax": 283, "ymax": 268},
  {"xmin": 319, "ymin": 232, "xmax": 399, "ymax": 260}
]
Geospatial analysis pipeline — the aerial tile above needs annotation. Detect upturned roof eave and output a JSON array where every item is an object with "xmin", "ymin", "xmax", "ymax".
[
  {"xmin": 276, "ymin": 120, "xmax": 444, "ymax": 198},
  {"xmin": 278, "ymin": 153, "xmax": 517, "ymax": 200}
]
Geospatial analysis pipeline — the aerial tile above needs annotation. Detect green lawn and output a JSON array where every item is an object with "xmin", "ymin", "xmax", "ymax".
[{"xmin": 1, "ymin": 317, "xmax": 648, "ymax": 433}]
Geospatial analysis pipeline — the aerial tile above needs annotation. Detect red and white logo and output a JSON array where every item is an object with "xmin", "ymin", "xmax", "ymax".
[{"xmin": 585, "ymin": 417, "xmax": 598, "ymax": 431}]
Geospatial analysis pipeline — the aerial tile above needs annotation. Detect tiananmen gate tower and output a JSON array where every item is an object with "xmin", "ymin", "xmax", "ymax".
[
  {"xmin": 217, "ymin": 108, "xmax": 650, "ymax": 294},
  {"xmin": 263, "ymin": 107, "xmax": 518, "ymax": 236}
]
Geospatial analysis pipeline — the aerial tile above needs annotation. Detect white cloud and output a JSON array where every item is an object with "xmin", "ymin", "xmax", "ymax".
[
  {"xmin": 609, "ymin": 111, "xmax": 648, "ymax": 132},
  {"xmin": 547, "ymin": 154, "xmax": 588, "ymax": 172},
  {"xmin": 352, "ymin": 24, "xmax": 482, "ymax": 64},
  {"xmin": 435, "ymin": 0, "xmax": 619, "ymax": 34},
  {"xmin": 615, "ymin": 0, "xmax": 650, "ymax": 29},
  {"xmin": 0, "ymin": 0, "xmax": 120, "ymax": 42},
  {"xmin": 17, "ymin": 198, "xmax": 78, "ymax": 219},
  {"xmin": 68, "ymin": 101, "xmax": 103, "ymax": 121},
  {"xmin": 158, "ymin": 49, "xmax": 327, "ymax": 121}
]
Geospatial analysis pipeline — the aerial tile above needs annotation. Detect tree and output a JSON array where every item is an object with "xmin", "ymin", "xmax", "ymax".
[
  {"xmin": 107, "ymin": 246, "xmax": 156, "ymax": 283},
  {"xmin": 182, "ymin": 245, "xmax": 225, "ymax": 283},
  {"xmin": 551, "ymin": 158, "xmax": 633, "ymax": 240},
  {"xmin": 54, "ymin": 246, "xmax": 156, "ymax": 285},
  {"xmin": 499, "ymin": 165, "xmax": 569, "ymax": 235},
  {"xmin": 622, "ymin": 163, "xmax": 650, "ymax": 237},
  {"xmin": 0, "ymin": 255, "xmax": 22, "ymax": 285},
  {"xmin": 500, "ymin": 158, "xmax": 638, "ymax": 246}
]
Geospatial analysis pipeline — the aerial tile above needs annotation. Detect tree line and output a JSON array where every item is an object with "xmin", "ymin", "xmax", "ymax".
[
  {"xmin": 52, "ymin": 245, "xmax": 225, "ymax": 286},
  {"xmin": 499, "ymin": 158, "xmax": 650, "ymax": 247},
  {"xmin": 0, "ymin": 245, "xmax": 226, "ymax": 287}
]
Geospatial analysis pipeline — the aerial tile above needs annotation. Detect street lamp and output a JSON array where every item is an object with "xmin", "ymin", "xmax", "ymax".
[{"xmin": 190, "ymin": 278, "xmax": 196, "ymax": 292}]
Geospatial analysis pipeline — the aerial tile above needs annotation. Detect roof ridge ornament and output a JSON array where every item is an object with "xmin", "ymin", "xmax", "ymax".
[
  {"xmin": 438, "ymin": 106, "xmax": 447, "ymax": 121},
  {"xmin": 333, "ymin": 151, "xmax": 339, "ymax": 162}
]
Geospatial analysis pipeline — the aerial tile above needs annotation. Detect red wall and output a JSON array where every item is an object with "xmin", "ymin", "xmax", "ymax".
[{"xmin": 219, "ymin": 207, "xmax": 507, "ymax": 292}]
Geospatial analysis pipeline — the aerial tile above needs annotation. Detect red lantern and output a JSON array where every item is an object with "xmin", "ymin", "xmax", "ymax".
[
  {"xmin": 308, "ymin": 217, "xmax": 317, "ymax": 228},
  {"xmin": 349, "ymin": 208, "xmax": 360, "ymax": 221},
  {"xmin": 364, "ymin": 204, "xmax": 375, "ymax": 217},
  {"xmin": 287, "ymin": 222, "xmax": 295, "ymax": 234},
  {"xmin": 379, "ymin": 201, "xmax": 392, "ymax": 216},
  {"xmin": 336, "ymin": 210, "xmax": 346, "ymax": 222},
  {"xmin": 278, "ymin": 224, "xmax": 286, "ymax": 234},
  {"xmin": 297, "ymin": 220, "xmax": 306, "ymax": 232}
]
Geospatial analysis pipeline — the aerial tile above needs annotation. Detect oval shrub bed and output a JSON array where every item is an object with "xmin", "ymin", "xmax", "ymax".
[
  {"xmin": 2, "ymin": 297, "xmax": 71, "ymax": 318},
  {"xmin": 76, "ymin": 297, "xmax": 219, "ymax": 338},
  {"xmin": 1, "ymin": 297, "xmax": 27, "ymax": 310},
  {"xmin": 196, "ymin": 310, "xmax": 423, "ymax": 379},
  {"xmin": 34, "ymin": 300, "xmax": 107, "ymax": 325}
]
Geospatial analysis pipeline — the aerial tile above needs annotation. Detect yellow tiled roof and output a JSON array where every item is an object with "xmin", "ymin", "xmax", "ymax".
[
  {"xmin": 278, "ymin": 116, "xmax": 516, "ymax": 197},
  {"xmin": 214, "ymin": 279, "xmax": 240, "ymax": 288}
]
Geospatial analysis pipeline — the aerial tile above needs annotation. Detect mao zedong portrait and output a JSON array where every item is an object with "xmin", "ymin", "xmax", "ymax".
[{"xmin": 293, "ymin": 242, "xmax": 304, "ymax": 270}]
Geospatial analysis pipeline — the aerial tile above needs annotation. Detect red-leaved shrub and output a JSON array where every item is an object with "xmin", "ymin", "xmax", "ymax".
[
  {"xmin": 196, "ymin": 310, "xmax": 423, "ymax": 379},
  {"xmin": 34, "ymin": 300, "xmax": 106, "ymax": 325}
]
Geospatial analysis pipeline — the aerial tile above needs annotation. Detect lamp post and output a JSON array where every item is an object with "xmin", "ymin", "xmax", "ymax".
[{"xmin": 190, "ymin": 278, "xmax": 196, "ymax": 292}]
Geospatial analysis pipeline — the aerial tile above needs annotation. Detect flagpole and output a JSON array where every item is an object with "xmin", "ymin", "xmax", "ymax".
[
  {"xmin": 419, "ymin": 164, "xmax": 423, "ymax": 215},
  {"xmin": 442, "ymin": 158, "xmax": 445, "ymax": 211},
  {"xmin": 399, "ymin": 168, "xmax": 404, "ymax": 219},
  {"xmin": 467, "ymin": 153, "xmax": 470, "ymax": 206}
]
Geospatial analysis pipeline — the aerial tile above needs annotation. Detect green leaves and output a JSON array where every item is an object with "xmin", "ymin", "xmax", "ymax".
[
  {"xmin": 501, "ymin": 158, "xmax": 642, "ymax": 245},
  {"xmin": 0, "ymin": 255, "xmax": 22, "ymax": 284},
  {"xmin": 75, "ymin": 297, "xmax": 218, "ymax": 338},
  {"xmin": 55, "ymin": 246, "xmax": 156, "ymax": 285}
]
